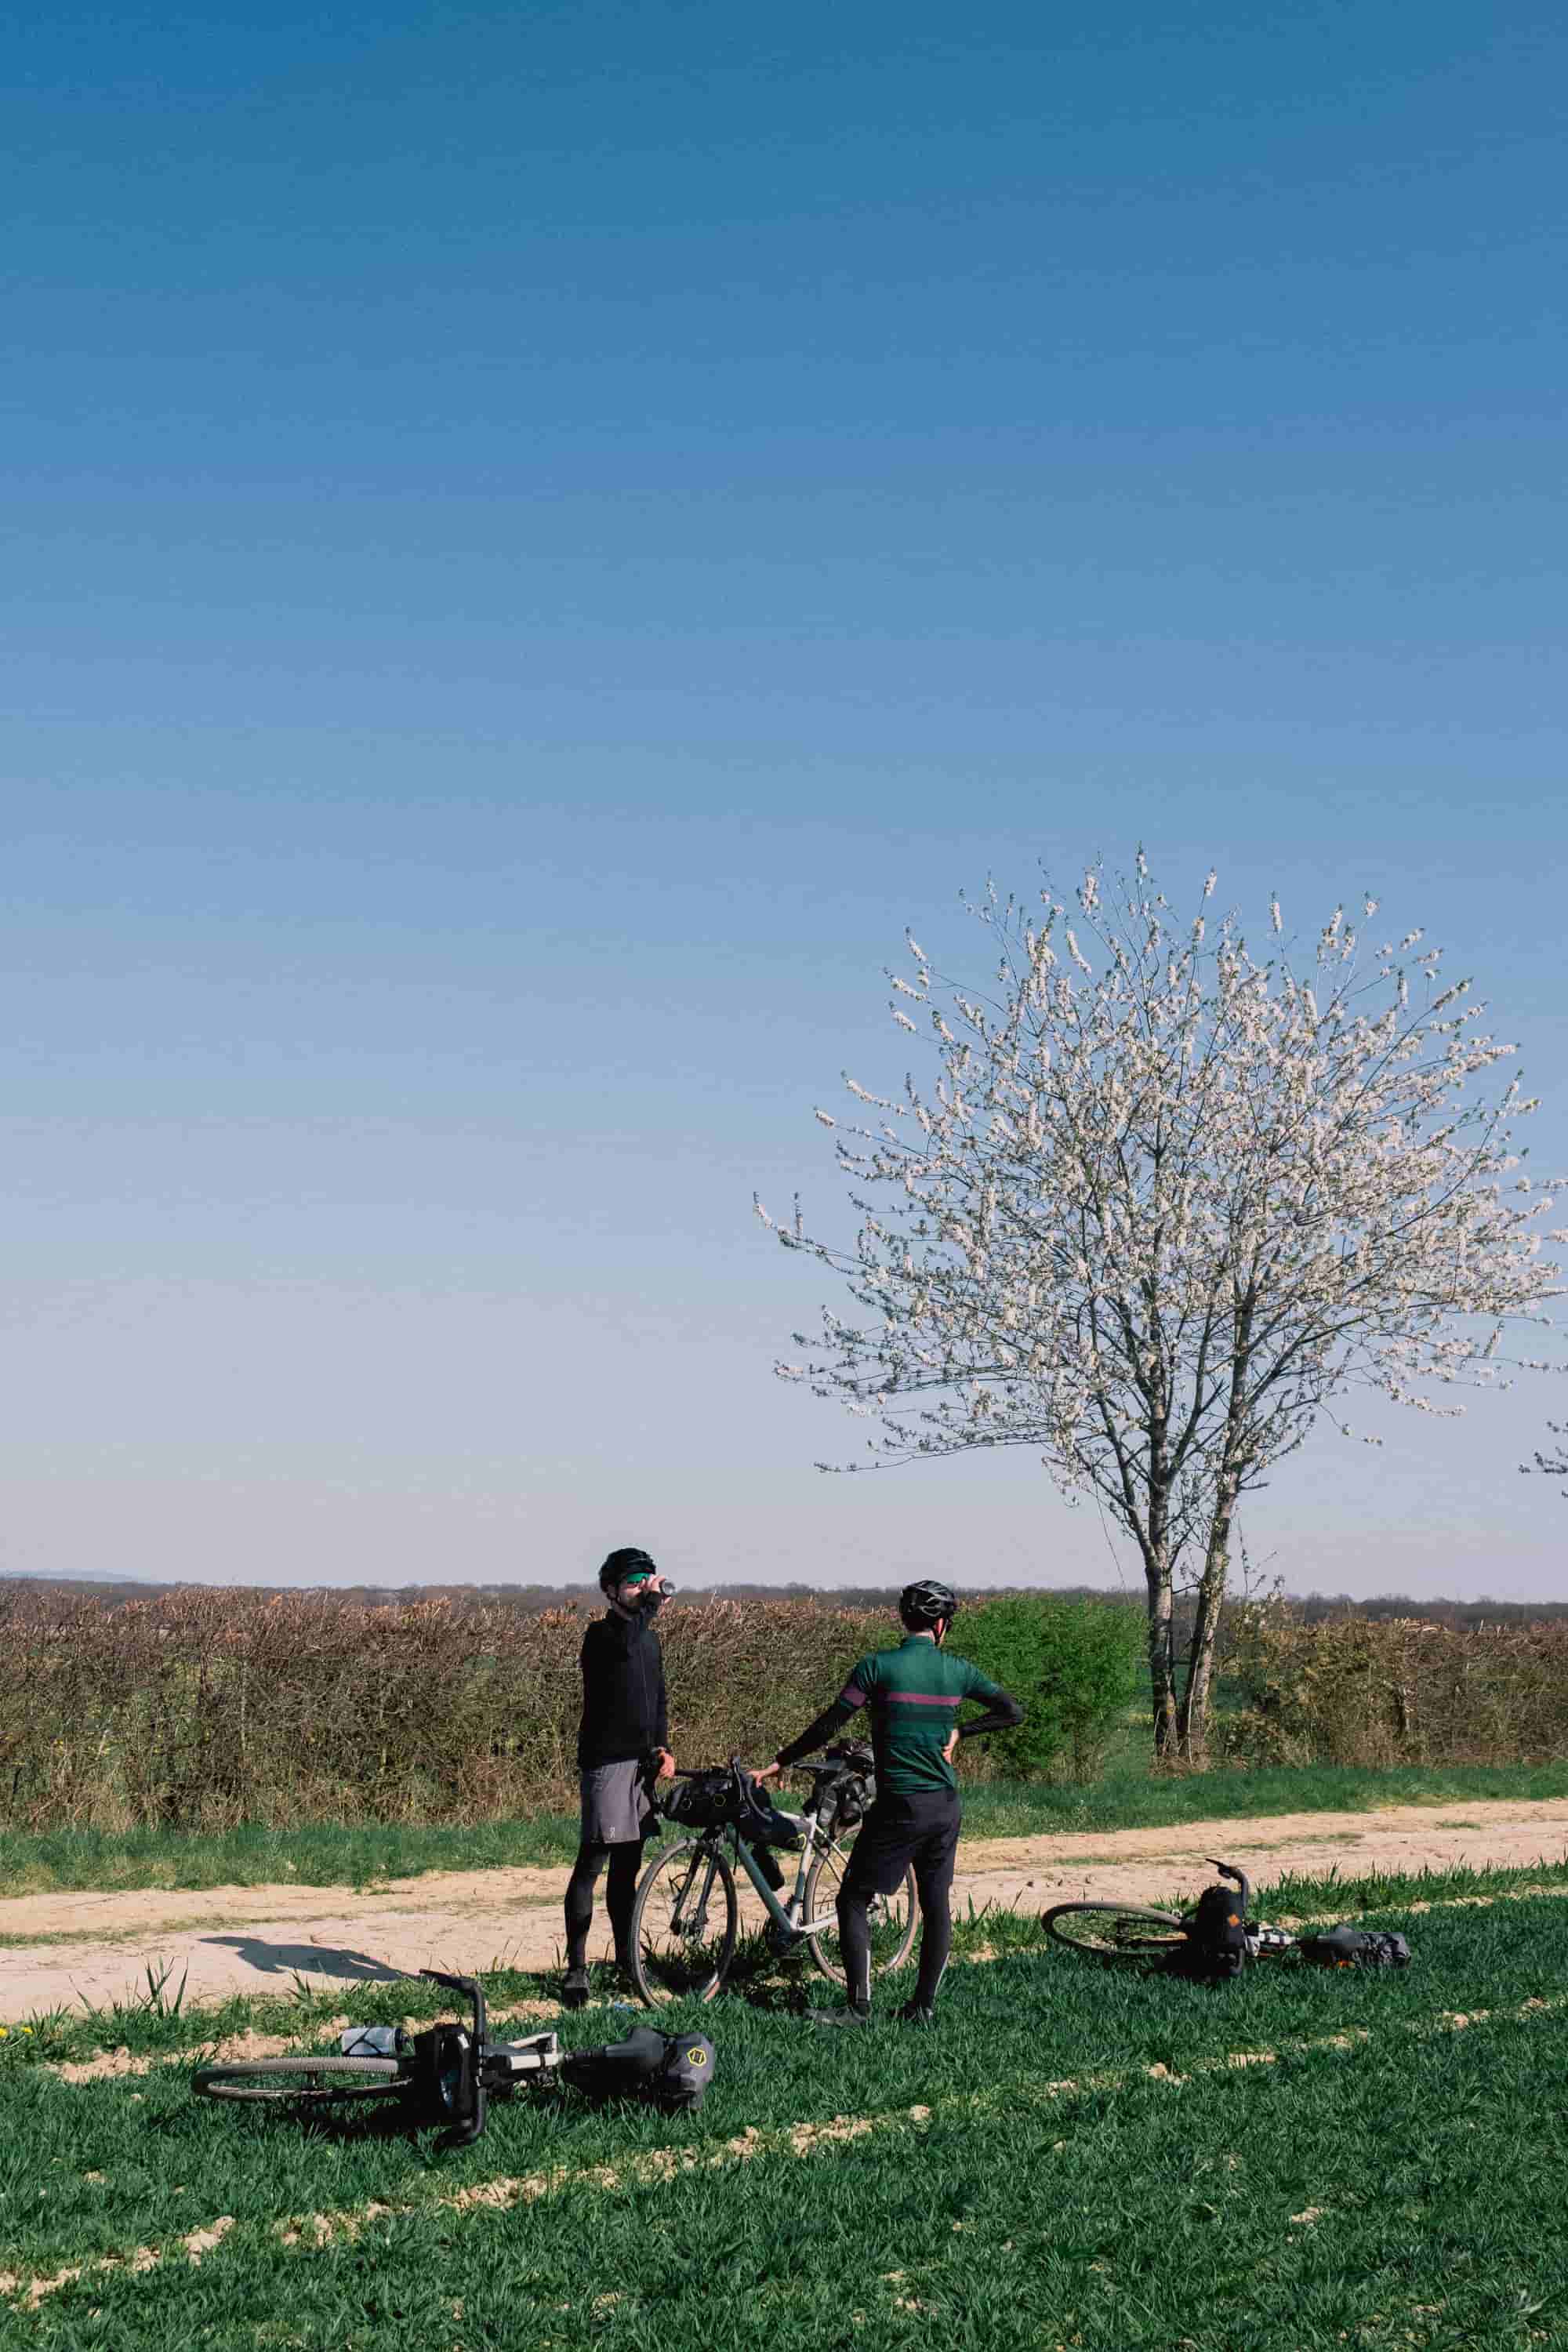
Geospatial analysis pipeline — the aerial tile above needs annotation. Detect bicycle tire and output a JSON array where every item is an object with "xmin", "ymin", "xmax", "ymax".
[
  {"xmin": 803, "ymin": 1840, "xmax": 919, "ymax": 1988},
  {"xmin": 628, "ymin": 1835, "xmax": 739, "ymax": 2007},
  {"xmin": 192, "ymin": 2054, "xmax": 407, "ymax": 2106},
  {"xmin": 1042, "ymin": 1901, "xmax": 1186, "ymax": 1965}
]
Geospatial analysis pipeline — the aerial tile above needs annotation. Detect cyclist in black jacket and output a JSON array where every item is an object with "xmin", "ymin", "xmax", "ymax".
[{"xmin": 563, "ymin": 1548, "xmax": 676, "ymax": 2008}]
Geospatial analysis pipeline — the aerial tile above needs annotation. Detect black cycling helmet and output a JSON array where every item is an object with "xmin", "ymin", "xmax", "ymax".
[
  {"xmin": 899, "ymin": 1578, "xmax": 959, "ymax": 1631},
  {"xmin": 599, "ymin": 1547, "xmax": 658, "ymax": 1597}
]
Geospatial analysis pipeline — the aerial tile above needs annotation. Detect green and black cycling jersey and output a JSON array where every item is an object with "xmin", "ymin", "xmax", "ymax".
[{"xmin": 775, "ymin": 1634, "xmax": 1022, "ymax": 1797}]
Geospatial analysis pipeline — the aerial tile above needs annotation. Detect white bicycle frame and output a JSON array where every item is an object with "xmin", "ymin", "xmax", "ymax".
[{"xmin": 728, "ymin": 1798, "xmax": 898, "ymax": 1944}]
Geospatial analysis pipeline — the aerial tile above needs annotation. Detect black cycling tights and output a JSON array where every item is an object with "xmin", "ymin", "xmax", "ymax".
[
  {"xmin": 837, "ymin": 1876, "xmax": 951, "ymax": 2013},
  {"xmin": 564, "ymin": 1839, "xmax": 644, "ymax": 1973}
]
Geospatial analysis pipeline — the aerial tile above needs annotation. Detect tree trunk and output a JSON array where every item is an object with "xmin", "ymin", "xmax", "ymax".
[
  {"xmin": 1146, "ymin": 1557, "xmax": 1180, "ymax": 1758},
  {"xmin": 1179, "ymin": 1480, "xmax": 1236, "ymax": 1762}
]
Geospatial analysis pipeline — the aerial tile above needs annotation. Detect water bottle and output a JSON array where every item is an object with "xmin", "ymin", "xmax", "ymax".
[{"xmin": 339, "ymin": 2024, "xmax": 404, "ymax": 2057}]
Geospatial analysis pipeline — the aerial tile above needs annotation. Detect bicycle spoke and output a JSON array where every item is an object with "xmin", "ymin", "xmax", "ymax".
[
  {"xmin": 1043, "ymin": 1903, "xmax": 1187, "ymax": 1965},
  {"xmin": 630, "ymin": 1838, "xmax": 738, "ymax": 2005},
  {"xmin": 804, "ymin": 1838, "xmax": 918, "ymax": 1984},
  {"xmin": 194, "ymin": 2055, "xmax": 406, "ymax": 2105}
]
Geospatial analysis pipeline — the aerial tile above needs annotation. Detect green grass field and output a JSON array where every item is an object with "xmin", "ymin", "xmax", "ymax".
[
  {"xmin": 5, "ymin": 1757, "xmax": 1566, "ymax": 1900},
  {"xmin": 3, "ymin": 1867, "xmax": 1566, "ymax": 2350}
]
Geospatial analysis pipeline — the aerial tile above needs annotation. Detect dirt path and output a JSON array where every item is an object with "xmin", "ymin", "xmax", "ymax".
[{"xmin": 5, "ymin": 1797, "xmax": 1566, "ymax": 2024}]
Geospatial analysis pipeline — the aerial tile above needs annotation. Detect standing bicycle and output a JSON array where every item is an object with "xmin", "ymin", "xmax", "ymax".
[{"xmin": 627, "ymin": 1746, "xmax": 918, "ymax": 2005}]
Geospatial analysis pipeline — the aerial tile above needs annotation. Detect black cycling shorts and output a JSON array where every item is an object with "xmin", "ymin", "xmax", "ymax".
[{"xmin": 840, "ymin": 1789, "xmax": 960, "ymax": 1900}]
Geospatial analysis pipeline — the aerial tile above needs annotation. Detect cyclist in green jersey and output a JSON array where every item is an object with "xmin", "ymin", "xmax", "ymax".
[{"xmin": 753, "ymin": 1581, "xmax": 1022, "ymax": 2027}]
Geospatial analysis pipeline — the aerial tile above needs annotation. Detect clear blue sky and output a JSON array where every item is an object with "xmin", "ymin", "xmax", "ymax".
[{"xmin": 4, "ymin": 2, "xmax": 1564, "ymax": 1597}]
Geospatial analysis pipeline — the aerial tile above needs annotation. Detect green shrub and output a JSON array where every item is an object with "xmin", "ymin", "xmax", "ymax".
[{"xmin": 958, "ymin": 1596, "xmax": 1145, "ymax": 1782}]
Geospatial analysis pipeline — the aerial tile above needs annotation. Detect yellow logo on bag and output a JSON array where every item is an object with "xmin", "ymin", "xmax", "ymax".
[{"xmin": 686, "ymin": 2046, "xmax": 709, "ymax": 2066}]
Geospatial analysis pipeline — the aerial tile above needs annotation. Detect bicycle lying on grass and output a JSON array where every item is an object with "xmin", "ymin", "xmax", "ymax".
[
  {"xmin": 194, "ymin": 1969, "xmax": 713, "ymax": 2145},
  {"xmin": 1043, "ymin": 1860, "xmax": 1411, "ymax": 1979},
  {"xmin": 629, "ymin": 1744, "xmax": 918, "ymax": 2005}
]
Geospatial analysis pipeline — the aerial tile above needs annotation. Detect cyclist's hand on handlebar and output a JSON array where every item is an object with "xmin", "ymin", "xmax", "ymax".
[
  {"xmin": 653, "ymin": 1748, "xmax": 677, "ymax": 1779},
  {"xmin": 749, "ymin": 1761, "xmax": 782, "ymax": 1785}
]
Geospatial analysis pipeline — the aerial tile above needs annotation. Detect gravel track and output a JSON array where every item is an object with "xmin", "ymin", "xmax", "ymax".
[{"xmin": 4, "ymin": 1796, "xmax": 1566, "ymax": 2021}]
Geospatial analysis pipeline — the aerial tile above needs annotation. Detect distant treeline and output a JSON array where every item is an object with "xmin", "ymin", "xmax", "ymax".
[{"xmin": 2, "ymin": 1572, "xmax": 1563, "ymax": 1633}]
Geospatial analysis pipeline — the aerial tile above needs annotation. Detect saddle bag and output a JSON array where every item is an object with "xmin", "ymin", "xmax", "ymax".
[
  {"xmin": 561, "ymin": 2027, "xmax": 716, "ymax": 2114},
  {"xmin": 826, "ymin": 1769, "xmax": 874, "ymax": 1831},
  {"xmin": 1298, "ymin": 1924, "xmax": 1413, "ymax": 1970}
]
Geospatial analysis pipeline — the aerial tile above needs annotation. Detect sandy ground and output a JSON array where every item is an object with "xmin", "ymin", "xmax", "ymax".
[{"xmin": 4, "ymin": 1797, "xmax": 1566, "ymax": 2023}]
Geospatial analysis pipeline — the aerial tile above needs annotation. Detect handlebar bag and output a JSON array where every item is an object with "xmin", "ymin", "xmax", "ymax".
[
  {"xmin": 659, "ymin": 1771, "xmax": 739, "ymax": 1829},
  {"xmin": 408, "ymin": 2023, "xmax": 478, "ymax": 2124},
  {"xmin": 660, "ymin": 1772, "xmax": 801, "ymax": 1849}
]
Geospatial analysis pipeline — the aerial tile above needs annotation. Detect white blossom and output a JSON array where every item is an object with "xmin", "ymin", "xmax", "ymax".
[{"xmin": 761, "ymin": 851, "xmax": 1563, "ymax": 1761}]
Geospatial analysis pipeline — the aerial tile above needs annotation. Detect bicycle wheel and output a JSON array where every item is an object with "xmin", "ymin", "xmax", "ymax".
[
  {"xmin": 1042, "ymin": 1901, "xmax": 1186, "ymax": 1965},
  {"xmin": 193, "ymin": 2054, "xmax": 406, "ymax": 2106},
  {"xmin": 802, "ymin": 1838, "xmax": 919, "ymax": 1987},
  {"xmin": 629, "ymin": 1835, "xmax": 739, "ymax": 2007}
]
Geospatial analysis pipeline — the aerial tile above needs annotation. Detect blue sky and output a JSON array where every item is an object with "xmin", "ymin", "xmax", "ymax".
[{"xmin": 3, "ymin": 2, "xmax": 1565, "ymax": 1596}]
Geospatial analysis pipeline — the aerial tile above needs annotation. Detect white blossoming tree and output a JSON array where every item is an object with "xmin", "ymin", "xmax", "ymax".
[
  {"xmin": 757, "ymin": 855, "xmax": 1563, "ymax": 1762},
  {"xmin": 1526, "ymin": 1425, "xmax": 1568, "ymax": 1495}
]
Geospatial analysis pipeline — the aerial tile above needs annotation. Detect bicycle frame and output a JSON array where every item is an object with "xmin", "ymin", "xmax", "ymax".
[
  {"xmin": 735, "ymin": 1810, "xmax": 842, "ymax": 1940},
  {"xmin": 668, "ymin": 1809, "xmax": 845, "ymax": 1944}
]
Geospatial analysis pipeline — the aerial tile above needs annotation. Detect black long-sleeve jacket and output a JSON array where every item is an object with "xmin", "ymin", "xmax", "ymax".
[{"xmin": 576, "ymin": 1607, "xmax": 670, "ymax": 1772}]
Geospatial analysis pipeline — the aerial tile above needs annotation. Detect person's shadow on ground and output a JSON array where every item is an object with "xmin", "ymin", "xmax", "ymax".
[{"xmin": 201, "ymin": 1936, "xmax": 408, "ymax": 1984}]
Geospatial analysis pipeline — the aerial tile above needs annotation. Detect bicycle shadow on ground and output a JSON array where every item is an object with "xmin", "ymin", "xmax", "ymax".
[
  {"xmin": 201, "ymin": 1936, "xmax": 408, "ymax": 1985},
  {"xmin": 664, "ymin": 1939, "xmax": 831, "ymax": 2019}
]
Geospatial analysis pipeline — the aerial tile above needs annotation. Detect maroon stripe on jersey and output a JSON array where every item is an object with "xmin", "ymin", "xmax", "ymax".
[
  {"xmin": 837, "ymin": 1682, "xmax": 869, "ymax": 1708},
  {"xmin": 884, "ymin": 1691, "xmax": 962, "ymax": 1708}
]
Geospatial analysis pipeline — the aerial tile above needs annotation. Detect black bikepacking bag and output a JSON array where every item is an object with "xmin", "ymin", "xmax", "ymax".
[
  {"xmin": 661, "ymin": 1769, "xmax": 801, "ymax": 1852},
  {"xmin": 1298, "ymin": 1924, "xmax": 1413, "ymax": 1969},
  {"xmin": 1163, "ymin": 1882, "xmax": 1250, "ymax": 1981},
  {"xmin": 659, "ymin": 1770, "xmax": 743, "ymax": 1830},
  {"xmin": 825, "ymin": 1768, "xmax": 875, "ymax": 1831},
  {"xmin": 561, "ymin": 2027, "xmax": 716, "ymax": 2114}
]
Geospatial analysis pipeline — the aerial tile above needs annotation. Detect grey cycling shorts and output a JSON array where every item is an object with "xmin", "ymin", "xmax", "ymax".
[{"xmin": 579, "ymin": 1759, "xmax": 655, "ymax": 1847}]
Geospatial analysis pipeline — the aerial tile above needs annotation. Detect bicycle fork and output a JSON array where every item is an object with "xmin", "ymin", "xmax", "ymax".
[{"xmin": 670, "ymin": 1846, "xmax": 724, "ymax": 1940}]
